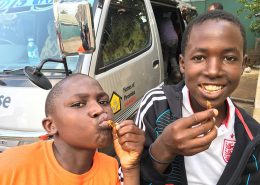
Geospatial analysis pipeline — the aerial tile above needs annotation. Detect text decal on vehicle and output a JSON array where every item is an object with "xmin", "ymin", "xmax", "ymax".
[{"xmin": 0, "ymin": 95, "xmax": 11, "ymax": 108}]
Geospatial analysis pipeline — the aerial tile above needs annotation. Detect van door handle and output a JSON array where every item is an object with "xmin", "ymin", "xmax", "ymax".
[{"xmin": 153, "ymin": 60, "xmax": 159, "ymax": 68}]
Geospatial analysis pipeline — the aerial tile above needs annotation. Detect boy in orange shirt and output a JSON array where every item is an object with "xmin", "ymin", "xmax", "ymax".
[{"xmin": 0, "ymin": 74, "xmax": 145, "ymax": 185}]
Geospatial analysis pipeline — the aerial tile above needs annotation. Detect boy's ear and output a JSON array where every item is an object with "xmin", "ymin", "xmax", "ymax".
[
  {"xmin": 179, "ymin": 54, "xmax": 185, "ymax": 74},
  {"xmin": 42, "ymin": 117, "xmax": 58, "ymax": 136}
]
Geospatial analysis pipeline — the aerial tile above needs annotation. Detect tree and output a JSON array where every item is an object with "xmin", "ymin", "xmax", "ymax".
[{"xmin": 237, "ymin": 0, "xmax": 260, "ymax": 34}]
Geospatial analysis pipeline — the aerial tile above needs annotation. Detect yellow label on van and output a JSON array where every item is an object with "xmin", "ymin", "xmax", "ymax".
[{"xmin": 110, "ymin": 92, "xmax": 121, "ymax": 114}]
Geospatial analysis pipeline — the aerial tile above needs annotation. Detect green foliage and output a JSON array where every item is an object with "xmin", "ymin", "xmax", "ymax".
[{"xmin": 237, "ymin": 0, "xmax": 260, "ymax": 34}]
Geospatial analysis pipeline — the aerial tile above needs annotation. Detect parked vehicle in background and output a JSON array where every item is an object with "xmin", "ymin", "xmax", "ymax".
[{"xmin": 0, "ymin": 0, "xmax": 186, "ymax": 152}]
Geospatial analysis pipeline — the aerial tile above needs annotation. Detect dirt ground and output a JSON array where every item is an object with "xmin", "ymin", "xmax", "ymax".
[{"xmin": 231, "ymin": 68, "xmax": 259, "ymax": 116}]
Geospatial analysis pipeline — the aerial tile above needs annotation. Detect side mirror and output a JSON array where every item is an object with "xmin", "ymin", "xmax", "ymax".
[
  {"xmin": 54, "ymin": 1, "xmax": 95, "ymax": 55},
  {"xmin": 24, "ymin": 57, "xmax": 70, "ymax": 90}
]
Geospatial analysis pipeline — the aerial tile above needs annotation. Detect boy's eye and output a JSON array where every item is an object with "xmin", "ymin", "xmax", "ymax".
[
  {"xmin": 223, "ymin": 56, "xmax": 237, "ymax": 63},
  {"xmin": 192, "ymin": 55, "xmax": 206, "ymax": 62},
  {"xmin": 99, "ymin": 100, "xmax": 110, "ymax": 105},
  {"xmin": 71, "ymin": 102, "xmax": 85, "ymax": 108}
]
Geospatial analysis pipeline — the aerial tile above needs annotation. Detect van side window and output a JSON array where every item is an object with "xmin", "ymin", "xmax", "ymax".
[{"xmin": 96, "ymin": 0, "xmax": 150, "ymax": 73}]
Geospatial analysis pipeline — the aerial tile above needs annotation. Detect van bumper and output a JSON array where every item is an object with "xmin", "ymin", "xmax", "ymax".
[{"xmin": 0, "ymin": 130, "xmax": 46, "ymax": 152}]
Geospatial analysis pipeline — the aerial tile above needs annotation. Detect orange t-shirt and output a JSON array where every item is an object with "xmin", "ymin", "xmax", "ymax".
[{"xmin": 0, "ymin": 141, "xmax": 120, "ymax": 185}]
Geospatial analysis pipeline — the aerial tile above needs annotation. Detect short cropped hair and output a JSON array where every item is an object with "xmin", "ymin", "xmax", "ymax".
[
  {"xmin": 45, "ymin": 73, "xmax": 90, "ymax": 116},
  {"xmin": 181, "ymin": 10, "xmax": 247, "ymax": 55}
]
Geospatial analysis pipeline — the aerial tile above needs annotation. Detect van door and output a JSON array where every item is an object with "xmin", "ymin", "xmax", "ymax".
[
  {"xmin": 88, "ymin": 0, "xmax": 163, "ymax": 121},
  {"xmin": 151, "ymin": 0, "xmax": 186, "ymax": 84}
]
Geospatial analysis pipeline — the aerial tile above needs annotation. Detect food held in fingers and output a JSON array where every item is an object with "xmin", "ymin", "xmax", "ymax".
[
  {"xmin": 206, "ymin": 100, "xmax": 217, "ymax": 124},
  {"xmin": 206, "ymin": 100, "xmax": 212, "ymax": 109},
  {"xmin": 107, "ymin": 120, "xmax": 120, "ymax": 130}
]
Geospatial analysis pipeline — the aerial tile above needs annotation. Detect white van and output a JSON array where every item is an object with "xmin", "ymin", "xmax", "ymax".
[{"xmin": 0, "ymin": 0, "xmax": 185, "ymax": 152}]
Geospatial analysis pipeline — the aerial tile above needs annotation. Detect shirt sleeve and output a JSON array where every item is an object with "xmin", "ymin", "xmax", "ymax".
[{"xmin": 135, "ymin": 89, "xmax": 171, "ymax": 184}]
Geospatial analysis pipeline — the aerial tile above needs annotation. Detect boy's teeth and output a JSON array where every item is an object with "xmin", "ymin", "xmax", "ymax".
[{"xmin": 204, "ymin": 85, "xmax": 222, "ymax": 92}]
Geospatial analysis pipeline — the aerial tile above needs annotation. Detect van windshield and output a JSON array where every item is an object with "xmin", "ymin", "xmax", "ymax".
[{"xmin": 0, "ymin": 0, "xmax": 96, "ymax": 74}]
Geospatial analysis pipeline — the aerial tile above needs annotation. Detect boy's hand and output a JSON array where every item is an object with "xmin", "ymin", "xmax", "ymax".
[
  {"xmin": 112, "ymin": 120, "xmax": 145, "ymax": 170},
  {"xmin": 152, "ymin": 109, "xmax": 218, "ymax": 163}
]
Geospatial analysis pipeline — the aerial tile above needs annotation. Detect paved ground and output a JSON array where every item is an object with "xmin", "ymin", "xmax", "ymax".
[{"xmin": 231, "ymin": 68, "xmax": 259, "ymax": 116}]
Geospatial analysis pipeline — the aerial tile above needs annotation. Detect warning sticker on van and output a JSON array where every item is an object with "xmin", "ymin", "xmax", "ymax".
[{"xmin": 110, "ymin": 92, "xmax": 121, "ymax": 114}]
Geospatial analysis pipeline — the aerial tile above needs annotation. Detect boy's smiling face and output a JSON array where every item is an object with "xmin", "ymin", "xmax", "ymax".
[
  {"xmin": 179, "ymin": 20, "xmax": 245, "ymax": 111},
  {"xmin": 49, "ymin": 76, "xmax": 114, "ymax": 150}
]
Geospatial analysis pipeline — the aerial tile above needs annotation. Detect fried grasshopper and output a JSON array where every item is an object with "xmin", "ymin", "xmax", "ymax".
[{"xmin": 107, "ymin": 120, "xmax": 120, "ymax": 130}]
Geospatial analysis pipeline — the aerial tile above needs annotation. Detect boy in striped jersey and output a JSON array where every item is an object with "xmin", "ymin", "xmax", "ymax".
[{"xmin": 136, "ymin": 10, "xmax": 260, "ymax": 185}]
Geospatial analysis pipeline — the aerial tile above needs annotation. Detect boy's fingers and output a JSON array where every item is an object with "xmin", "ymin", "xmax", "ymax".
[
  {"xmin": 118, "ymin": 120, "xmax": 135, "ymax": 127},
  {"xmin": 190, "ymin": 130, "xmax": 217, "ymax": 154},
  {"xmin": 117, "ymin": 123, "xmax": 144, "ymax": 137},
  {"xmin": 212, "ymin": 108, "xmax": 219, "ymax": 116},
  {"xmin": 118, "ymin": 132, "xmax": 145, "ymax": 146},
  {"xmin": 113, "ymin": 121, "xmax": 144, "ymax": 139},
  {"xmin": 184, "ymin": 108, "xmax": 218, "ymax": 128},
  {"xmin": 114, "ymin": 121, "xmax": 145, "ymax": 154},
  {"xmin": 177, "ymin": 127, "xmax": 217, "ymax": 155},
  {"xmin": 182, "ymin": 144, "xmax": 211, "ymax": 156},
  {"xmin": 194, "ymin": 125, "xmax": 217, "ymax": 144},
  {"xmin": 188, "ymin": 119, "xmax": 217, "ymax": 139},
  {"xmin": 113, "ymin": 127, "xmax": 125, "ymax": 155},
  {"xmin": 113, "ymin": 137, "xmax": 122, "ymax": 155},
  {"xmin": 112, "ymin": 126, "xmax": 119, "ymax": 140},
  {"xmin": 120, "ymin": 141, "xmax": 144, "ymax": 153}
]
